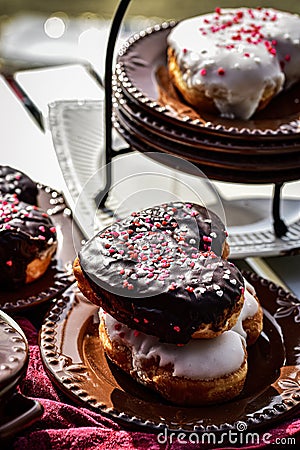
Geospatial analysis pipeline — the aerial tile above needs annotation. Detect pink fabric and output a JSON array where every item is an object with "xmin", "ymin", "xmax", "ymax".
[{"xmin": 12, "ymin": 317, "xmax": 299, "ymax": 450}]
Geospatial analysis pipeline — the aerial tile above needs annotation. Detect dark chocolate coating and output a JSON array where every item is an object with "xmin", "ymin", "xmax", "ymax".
[
  {"xmin": 0, "ymin": 194, "xmax": 57, "ymax": 289},
  {"xmin": 78, "ymin": 202, "xmax": 244, "ymax": 344},
  {"xmin": 0, "ymin": 165, "xmax": 38, "ymax": 205}
]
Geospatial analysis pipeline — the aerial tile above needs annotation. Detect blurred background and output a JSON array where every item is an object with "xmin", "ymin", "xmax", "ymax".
[{"xmin": 0, "ymin": 0, "xmax": 299, "ymax": 78}]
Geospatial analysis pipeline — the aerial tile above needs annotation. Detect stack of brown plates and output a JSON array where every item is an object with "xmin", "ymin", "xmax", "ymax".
[{"xmin": 113, "ymin": 21, "xmax": 300, "ymax": 184}]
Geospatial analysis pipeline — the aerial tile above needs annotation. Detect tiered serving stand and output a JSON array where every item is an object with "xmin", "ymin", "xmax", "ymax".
[{"xmin": 99, "ymin": 0, "xmax": 300, "ymax": 242}]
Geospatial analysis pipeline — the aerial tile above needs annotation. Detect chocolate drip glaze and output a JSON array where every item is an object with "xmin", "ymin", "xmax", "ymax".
[
  {"xmin": 0, "ymin": 165, "xmax": 38, "ymax": 205},
  {"xmin": 0, "ymin": 194, "xmax": 57, "ymax": 289},
  {"xmin": 78, "ymin": 202, "xmax": 244, "ymax": 344}
]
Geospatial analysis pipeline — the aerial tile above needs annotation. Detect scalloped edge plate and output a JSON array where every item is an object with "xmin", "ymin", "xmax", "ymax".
[
  {"xmin": 114, "ymin": 106, "xmax": 300, "ymax": 173},
  {"xmin": 114, "ymin": 83, "xmax": 300, "ymax": 155},
  {"xmin": 0, "ymin": 185, "xmax": 83, "ymax": 312},
  {"xmin": 40, "ymin": 272, "xmax": 300, "ymax": 435},
  {"xmin": 117, "ymin": 21, "xmax": 300, "ymax": 140}
]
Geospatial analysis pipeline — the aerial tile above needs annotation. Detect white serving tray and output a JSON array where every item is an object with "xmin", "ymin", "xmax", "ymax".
[{"xmin": 49, "ymin": 99, "xmax": 300, "ymax": 259}]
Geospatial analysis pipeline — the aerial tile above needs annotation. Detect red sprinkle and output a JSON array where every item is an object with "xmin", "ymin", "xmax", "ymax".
[
  {"xmin": 215, "ymin": 7, "xmax": 221, "ymax": 14},
  {"xmin": 218, "ymin": 67, "xmax": 225, "ymax": 76},
  {"xmin": 285, "ymin": 54, "xmax": 291, "ymax": 62},
  {"xmin": 200, "ymin": 68, "xmax": 207, "ymax": 76},
  {"xmin": 6, "ymin": 260, "xmax": 13, "ymax": 267},
  {"xmin": 173, "ymin": 326, "xmax": 181, "ymax": 333}
]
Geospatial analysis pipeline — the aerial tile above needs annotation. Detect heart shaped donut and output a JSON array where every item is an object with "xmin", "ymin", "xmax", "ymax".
[
  {"xmin": 73, "ymin": 202, "xmax": 244, "ymax": 344},
  {"xmin": 167, "ymin": 7, "xmax": 300, "ymax": 119}
]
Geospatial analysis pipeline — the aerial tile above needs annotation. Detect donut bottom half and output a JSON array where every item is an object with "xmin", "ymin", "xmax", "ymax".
[
  {"xmin": 99, "ymin": 317, "xmax": 248, "ymax": 406},
  {"xmin": 167, "ymin": 47, "xmax": 281, "ymax": 119},
  {"xmin": 243, "ymin": 300, "xmax": 263, "ymax": 346},
  {"xmin": 25, "ymin": 244, "xmax": 57, "ymax": 284}
]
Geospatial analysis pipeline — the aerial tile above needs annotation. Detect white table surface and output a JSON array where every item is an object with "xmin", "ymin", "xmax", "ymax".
[{"xmin": 0, "ymin": 68, "xmax": 299, "ymax": 298}]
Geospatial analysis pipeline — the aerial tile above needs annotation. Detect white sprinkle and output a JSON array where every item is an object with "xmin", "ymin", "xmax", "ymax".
[
  {"xmin": 190, "ymin": 52, "xmax": 200, "ymax": 61},
  {"xmin": 216, "ymin": 290, "xmax": 223, "ymax": 297},
  {"xmin": 195, "ymin": 287, "xmax": 206, "ymax": 294}
]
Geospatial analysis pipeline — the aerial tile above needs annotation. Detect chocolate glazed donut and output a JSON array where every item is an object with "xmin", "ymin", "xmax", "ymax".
[
  {"xmin": 74, "ymin": 202, "xmax": 244, "ymax": 344},
  {"xmin": 0, "ymin": 165, "xmax": 38, "ymax": 205},
  {"xmin": 0, "ymin": 194, "xmax": 57, "ymax": 289}
]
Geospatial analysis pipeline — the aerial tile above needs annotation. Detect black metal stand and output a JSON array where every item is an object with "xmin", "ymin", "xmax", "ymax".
[
  {"xmin": 273, "ymin": 183, "xmax": 288, "ymax": 237},
  {"xmin": 94, "ymin": 0, "xmax": 131, "ymax": 208},
  {"xmin": 97, "ymin": 0, "xmax": 289, "ymax": 238}
]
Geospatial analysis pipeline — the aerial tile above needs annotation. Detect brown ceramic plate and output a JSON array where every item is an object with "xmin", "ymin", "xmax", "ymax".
[
  {"xmin": 113, "ymin": 111, "xmax": 300, "ymax": 184},
  {"xmin": 0, "ymin": 310, "xmax": 43, "ymax": 441},
  {"xmin": 0, "ymin": 185, "xmax": 83, "ymax": 312},
  {"xmin": 115, "ymin": 107, "xmax": 300, "ymax": 172},
  {"xmin": 40, "ymin": 272, "xmax": 300, "ymax": 434},
  {"xmin": 0, "ymin": 310, "xmax": 28, "ymax": 400},
  {"xmin": 117, "ymin": 22, "xmax": 300, "ymax": 141},
  {"xmin": 114, "ymin": 85, "xmax": 300, "ymax": 155}
]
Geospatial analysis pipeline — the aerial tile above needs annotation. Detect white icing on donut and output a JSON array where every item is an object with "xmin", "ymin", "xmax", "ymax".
[
  {"xmin": 167, "ymin": 7, "xmax": 300, "ymax": 119},
  {"xmin": 101, "ymin": 310, "xmax": 245, "ymax": 379},
  {"xmin": 232, "ymin": 279, "xmax": 259, "ymax": 339}
]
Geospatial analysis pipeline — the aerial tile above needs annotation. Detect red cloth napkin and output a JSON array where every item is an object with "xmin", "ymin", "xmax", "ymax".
[{"xmin": 12, "ymin": 317, "xmax": 299, "ymax": 450}]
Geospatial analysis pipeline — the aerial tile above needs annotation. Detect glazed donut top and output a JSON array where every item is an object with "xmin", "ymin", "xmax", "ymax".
[
  {"xmin": 167, "ymin": 7, "xmax": 300, "ymax": 119},
  {"xmin": 79, "ymin": 202, "xmax": 244, "ymax": 344},
  {"xmin": 0, "ymin": 165, "xmax": 38, "ymax": 205},
  {"xmin": 101, "ymin": 310, "xmax": 246, "ymax": 379},
  {"xmin": 0, "ymin": 194, "xmax": 57, "ymax": 289}
]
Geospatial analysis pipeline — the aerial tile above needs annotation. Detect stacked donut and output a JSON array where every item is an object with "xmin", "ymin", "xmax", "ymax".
[
  {"xmin": 74, "ymin": 202, "xmax": 263, "ymax": 405},
  {"xmin": 0, "ymin": 165, "xmax": 57, "ymax": 290},
  {"xmin": 167, "ymin": 7, "xmax": 300, "ymax": 119}
]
